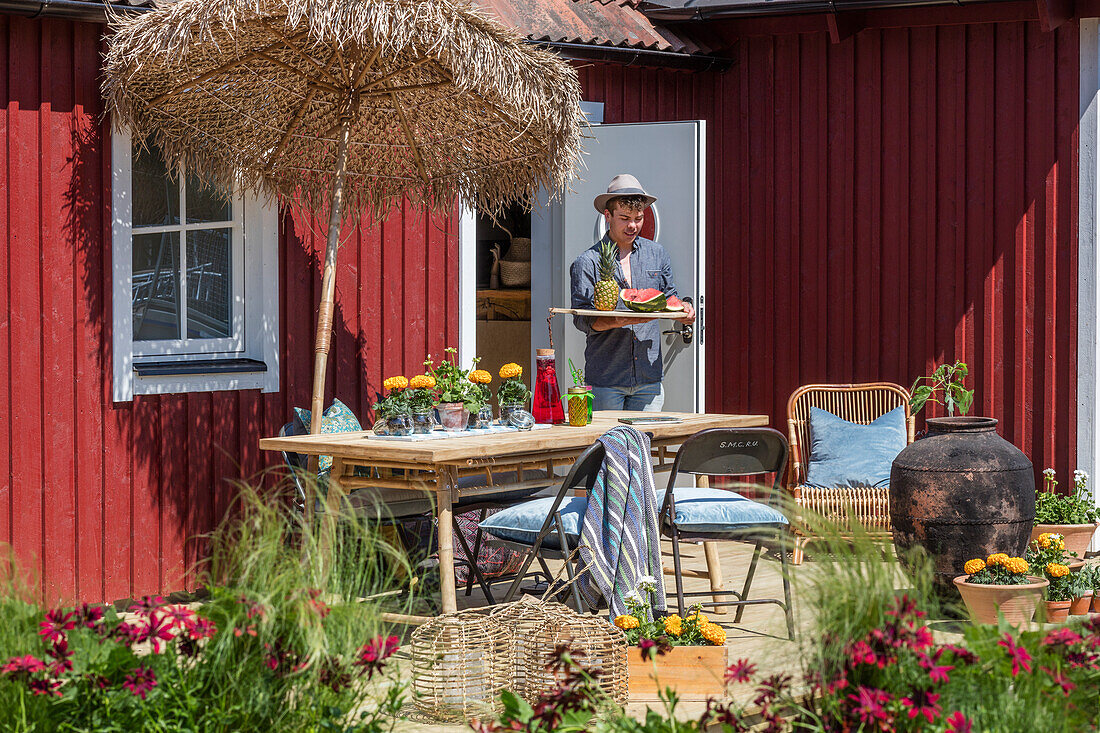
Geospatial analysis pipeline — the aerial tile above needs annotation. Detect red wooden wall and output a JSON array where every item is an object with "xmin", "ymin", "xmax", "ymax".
[
  {"xmin": 0, "ymin": 15, "xmax": 459, "ymax": 603},
  {"xmin": 579, "ymin": 18, "xmax": 1080, "ymax": 478}
]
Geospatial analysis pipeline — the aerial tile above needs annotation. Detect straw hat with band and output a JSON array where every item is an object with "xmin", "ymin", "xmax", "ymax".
[{"xmin": 593, "ymin": 174, "xmax": 657, "ymax": 213}]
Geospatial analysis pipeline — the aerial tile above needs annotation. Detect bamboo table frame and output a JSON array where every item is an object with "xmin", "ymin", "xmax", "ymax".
[{"xmin": 259, "ymin": 410, "xmax": 768, "ymax": 617}]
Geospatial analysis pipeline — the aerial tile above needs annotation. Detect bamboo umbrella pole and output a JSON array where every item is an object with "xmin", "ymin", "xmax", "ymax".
[{"xmin": 306, "ymin": 111, "xmax": 355, "ymax": 476}]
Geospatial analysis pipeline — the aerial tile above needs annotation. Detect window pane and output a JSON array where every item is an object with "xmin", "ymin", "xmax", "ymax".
[
  {"xmin": 132, "ymin": 144, "xmax": 180, "ymax": 227},
  {"xmin": 186, "ymin": 229, "xmax": 232, "ymax": 339},
  {"xmin": 133, "ymin": 232, "xmax": 180, "ymax": 341},
  {"xmin": 186, "ymin": 173, "xmax": 232, "ymax": 223}
]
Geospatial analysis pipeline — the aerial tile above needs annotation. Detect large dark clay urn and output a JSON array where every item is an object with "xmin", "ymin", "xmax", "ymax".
[{"xmin": 890, "ymin": 417, "xmax": 1035, "ymax": 589}]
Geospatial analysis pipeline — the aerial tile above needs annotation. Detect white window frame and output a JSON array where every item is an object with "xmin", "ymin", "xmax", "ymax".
[{"xmin": 111, "ymin": 127, "xmax": 280, "ymax": 401}]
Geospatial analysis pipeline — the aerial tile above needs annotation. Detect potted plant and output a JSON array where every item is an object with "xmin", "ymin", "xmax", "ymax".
[
  {"xmin": 1031, "ymin": 469, "xmax": 1099, "ymax": 559},
  {"xmin": 406, "ymin": 374, "xmax": 438, "ymax": 434},
  {"xmin": 371, "ymin": 375, "xmax": 412, "ymax": 436},
  {"xmin": 1070, "ymin": 564, "xmax": 1094, "ymax": 616},
  {"xmin": 613, "ymin": 579, "xmax": 728, "ymax": 701},
  {"xmin": 1090, "ymin": 563, "xmax": 1100, "ymax": 613},
  {"xmin": 496, "ymin": 362, "xmax": 531, "ymax": 423},
  {"xmin": 467, "ymin": 369, "xmax": 494, "ymax": 428},
  {"xmin": 953, "ymin": 553, "xmax": 1047, "ymax": 626},
  {"xmin": 1027, "ymin": 533, "xmax": 1075, "ymax": 622},
  {"xmin": 425, "ymin": 348, "xmax": 484, "ymax": 431}
]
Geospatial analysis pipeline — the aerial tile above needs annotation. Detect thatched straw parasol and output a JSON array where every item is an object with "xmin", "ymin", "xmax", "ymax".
[{"xmin": 104, "ymin": 0, "xmax": 582, "ymax": 446}]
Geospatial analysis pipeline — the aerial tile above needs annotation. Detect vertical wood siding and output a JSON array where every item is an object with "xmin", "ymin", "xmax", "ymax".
[
  {"xmin": 0, "ymin": 16, "xmax": 459, "ymax": 602},
  {"xmin": 579, "ymin": 19, "xmax": 1080, "ymax": 478}
]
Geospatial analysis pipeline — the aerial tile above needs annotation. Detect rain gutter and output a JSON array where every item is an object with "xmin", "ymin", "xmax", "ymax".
[
  {"xmin": 529, "ymin": 40, "xmax": 733, "ymax": 72},
  {"xmin": 0, "ymin": 0, "xmax": 143, "ymax": 22},
  {"xmin": 642, "ymin": 0, "xmax": 994, "ymax": 20}
]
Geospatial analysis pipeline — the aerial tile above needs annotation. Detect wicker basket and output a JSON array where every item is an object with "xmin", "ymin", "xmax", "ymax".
[
  {"xmin": 506, "ymin": 237, "xmax": 531, "ymax": 262},
  {"xmin": 499, "ymin": 259, "xmax": 531, "ymax": 287},
  {"xmin": 410, "ymin": 610, "xmax": 510, "ymax": 722},
  {"xmin": 489, "ymin": 598, "xmax": 628, "ymax": 705}
]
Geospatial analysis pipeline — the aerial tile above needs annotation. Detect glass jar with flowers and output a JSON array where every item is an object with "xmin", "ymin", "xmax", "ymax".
[
  {"xmin": 1027, "ymin": 532, "xmax": 1076, "ymax": 622},
  {"xmin": 1032, "ymin": 469, "xmax": 1099, "ymax": 558},
  {"xmin": 953, "ymin": 553, "xmax": 1047, "ymax": 626},
  {"xmin": 406, "ymin": 374, "xmax": 438, "ymax": 434},
  {"xmin": 425, "ymin": 348, "xmax": 484, "ymax": 432},
  {"xmin": 372, "ymin": 376, "xmax": 412, "ymax": 436},
  {"xmin": 496, "ymin": 362, "xmax": 531, "ymax": 424},
  {"xmin": 467, "ymin": 369, "xmax": 494, "ymax": 428}
]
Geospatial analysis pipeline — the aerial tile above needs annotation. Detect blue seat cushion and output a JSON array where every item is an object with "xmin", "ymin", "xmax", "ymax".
[
  {"xmin": 805, "ymin": 406, "xmax": 907, "ymax": 489},
  {"xmin": 479, "ymin": 488, "xmax": 787, "ymax": 549},
  {"xmin": 293, "ymin": 399, "xmax": 363, "ymax": 473}
]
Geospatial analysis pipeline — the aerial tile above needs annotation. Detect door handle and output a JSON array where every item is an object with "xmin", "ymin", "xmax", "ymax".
[{"xmin": 662, "ymin": 322, "xmax": 694, "ymax": 345}]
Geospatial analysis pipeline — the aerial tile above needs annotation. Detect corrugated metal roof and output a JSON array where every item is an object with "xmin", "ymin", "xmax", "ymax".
[{"xmin": 473, "ymin": 0, "xmax": 711, "ymax": 55}]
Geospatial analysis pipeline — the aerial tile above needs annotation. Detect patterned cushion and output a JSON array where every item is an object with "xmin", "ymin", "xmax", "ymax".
[
  {"xmin": 293, "ymin": 399, "xmax": 363, "ymax": 473},
  {"xmin": 805, "ymin": 406, "xmax": 907, "ymax": 488}
]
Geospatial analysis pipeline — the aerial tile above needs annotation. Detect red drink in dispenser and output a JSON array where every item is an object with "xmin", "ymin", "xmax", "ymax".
[{"xmin": 533, "ymin": 348, "xmax": 565, "ymax": 424}]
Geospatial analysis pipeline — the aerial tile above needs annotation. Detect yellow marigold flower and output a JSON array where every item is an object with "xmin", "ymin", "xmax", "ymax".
[
  {"xmin": 614, "ymin": 615, "xmax": 639, "ymax": 630},
  {"xmin": 382, "ymin": 376, "xmax": 408, "ymax": 391},
  {"xmin": 409, "ymin": 374, "xmax": 435, "ymax": 389},
  {"xmin": 1051, "ymin": 536, "xmax": 1066, "ymax": 551},
  {"xmin": 700, "ymin": 622, "xmax": 726, "ymax": 646},
  {"xmin": 663, "ymin": 615, "xmax": 683, "ymax": 637},
  {"xmin": 963, "ymin": 559, "xmax": 986, "ymax": 575},
  {"xmin": 499, "ymin": 363, "xmax": 523, "ymax": 379},
  {"xmin": 686, "ymin": 612, "xmax": 709, "ymax": 627},
  {"xmin": 1004, "ymin": 557, "xmax": 1029, "ymax": 574},
  {"xmin": 986, "ymin": 553, "xmax": 1010, "ymax": 567},
  {"xmin": 1047, "ymin": 563, "xmax": 1070, "ymax": 578},
  {"xmin": 467, "ymin": 369, "xmax": 492, "ymax": 385}
]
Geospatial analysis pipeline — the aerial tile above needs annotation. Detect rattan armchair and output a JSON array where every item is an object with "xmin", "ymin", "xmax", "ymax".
[{"xmin": 785, "ymin": 383, "xmax": 915, "ymax": 564}]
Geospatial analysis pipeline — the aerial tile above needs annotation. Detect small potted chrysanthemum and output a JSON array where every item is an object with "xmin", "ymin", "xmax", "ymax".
[
  {"xmin": 1031, "ymin": 469, "xmax": 1099, "ymax": 559},
  {"xmin": 1026, "ymin": 532, "xmax": 1078, "ymax": 622},
  {"xmin": 953, "ymin": 552, "xmax": 1048, "ymax": 626},
  {"xmin": 612, "ymin": 579, "xmax": 728, "ymax": 701}
]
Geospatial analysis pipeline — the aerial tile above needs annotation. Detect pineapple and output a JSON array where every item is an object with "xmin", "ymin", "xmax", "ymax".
[{"xmin": 594, "ymin": 240, "xmax": 619, "ymax": 311}]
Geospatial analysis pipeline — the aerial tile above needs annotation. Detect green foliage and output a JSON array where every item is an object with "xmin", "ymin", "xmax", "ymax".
[
  {"xmin": 496, "ymin": 377, "xmax": 531, "ymax": 407},
  {"xmin": 613, "ymin": 582, "xmax": 717, "ymax": 648},
  {"xmin": 0, "ymin": 478, "xmax": 413, "ymax": 732},
  {"xmin": 425, "ymin": 348, "xmax": 483, "ymax": 411},
  {"xmin": 371, "ymin": 387, "xmax": 410, "ymax": 418},
  {"xmin": 406, "ymin": 387, "xmax": 437, "ymax": 412},
  {"xmin": 1035, "ymin": 469, "xmax": 1099, "ymax": 525},
  {"xmin": 909, "ymin": 360, "xmax": 974, "ymax": 417}
]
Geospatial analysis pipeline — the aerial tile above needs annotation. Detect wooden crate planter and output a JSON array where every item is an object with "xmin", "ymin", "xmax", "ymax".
[{"xmin": 627, "ymin": 645, "xmax": 728, "ymax": 701}]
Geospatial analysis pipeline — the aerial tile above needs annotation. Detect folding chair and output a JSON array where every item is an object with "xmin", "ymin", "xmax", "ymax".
[
  {"xmin": 660, "ymin": 427, "xmax": 795, "ymax": 639},
  {"xmin": 480, "ymin": 440, "xmax": 607, "ymax": 613}
]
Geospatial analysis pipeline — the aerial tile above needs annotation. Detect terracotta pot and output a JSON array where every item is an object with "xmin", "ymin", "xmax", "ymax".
[
  {"xmin": 953, "ymin": 575, "xmax": 1047, "ymax": 626},
  {"xmin": 1092, "ymin": 594, "xmax": 1100, "ymax": 613},
  {"xmin": 891, "ymin": 418, "xmax": 1035, "ymax": 590},
  {"xmin": 1044, "ymin": 600, "xmax": 1072, "ymax": 623},
  {"xmin": 1030, "ymin": 523, "xmax": 1099, "ymax": 561},
  {"xmin": 627, "ymin": 644, "xmax": 728, "ymax": 702},
  {"xmin": 1070, "ymin": 593, "xmax": 1093, "ymax": 616},
  {"xmin": 437, "ymin": 402, "xmax": 469, "ymax": 432}
]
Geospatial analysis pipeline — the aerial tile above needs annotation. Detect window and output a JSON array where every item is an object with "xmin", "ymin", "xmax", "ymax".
[{"xmin": 111, "ymin": 129, "xmax": 279, "ymax": 401}]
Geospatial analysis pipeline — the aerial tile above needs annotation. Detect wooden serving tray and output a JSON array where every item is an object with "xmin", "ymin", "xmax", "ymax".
[{"xmin": 549, "ymin": 307, "xmax": 688, "ymax": 319}]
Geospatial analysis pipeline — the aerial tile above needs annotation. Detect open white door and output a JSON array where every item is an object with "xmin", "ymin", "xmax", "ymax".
[{"xmin": 533, "ymin": 121, "xmax": 706, "ymax": 412}]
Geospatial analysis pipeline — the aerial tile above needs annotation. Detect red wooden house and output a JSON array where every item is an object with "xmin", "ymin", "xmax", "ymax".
[{"xmin": 0, "ymin": 0, "xmax": 1095, "ymax": 602}]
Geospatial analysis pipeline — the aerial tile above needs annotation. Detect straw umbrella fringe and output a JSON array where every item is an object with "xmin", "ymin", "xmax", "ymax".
[{"xmin": 104, "ymin": 0, "xmax": 582, "ymax": 451}]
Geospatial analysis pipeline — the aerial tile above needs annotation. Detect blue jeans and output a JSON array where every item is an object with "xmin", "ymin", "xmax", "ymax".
[{"xmin": 591, "ymin": 382, "xmax": 665, "ymax": 412}]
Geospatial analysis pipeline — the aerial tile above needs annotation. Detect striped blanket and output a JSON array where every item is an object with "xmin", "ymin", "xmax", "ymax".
[{"xmin": 577, "ymin": 426, "xmax": 667, "ymax": 619}]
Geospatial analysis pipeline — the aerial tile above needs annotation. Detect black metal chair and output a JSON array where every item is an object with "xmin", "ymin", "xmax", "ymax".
[
  {"xmin": 660, "ymin": 427, "xmax": 795, "ymax": 639},
  {"xmin": 482, "ymin": 440, "xmax": 607, "ymax": 613}
]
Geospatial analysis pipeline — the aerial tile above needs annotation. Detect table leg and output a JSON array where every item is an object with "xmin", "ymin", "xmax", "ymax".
[
  {"xmin": 696, "ymin": 474, "xmax": 727, "ymax": 615},
  {"xmin": 316, "ymin": 458, "xmax": 347, "ymax": 569},
  {"xmin": 437, "ymin": 466, "xmax": 458, "ymax": 614}
]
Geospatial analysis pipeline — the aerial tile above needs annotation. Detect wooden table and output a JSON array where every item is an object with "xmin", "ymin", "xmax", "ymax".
[{"xmin": 259, "ymin": 410, "xmax": 768, "ymax": 616}]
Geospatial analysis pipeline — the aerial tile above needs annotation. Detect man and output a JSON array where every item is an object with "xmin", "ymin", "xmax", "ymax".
[{"xmin": 570, "ymin": 174, "xmax": 696, "ymax": 411}]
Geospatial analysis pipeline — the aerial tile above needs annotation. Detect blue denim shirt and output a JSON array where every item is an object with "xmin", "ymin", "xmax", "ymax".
[{"xmin": 569, "ymin": 235, "xmax": 679, "ymax": 388}]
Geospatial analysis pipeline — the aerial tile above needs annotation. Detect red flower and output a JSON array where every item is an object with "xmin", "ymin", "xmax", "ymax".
[
  {"xmin": 128, "ymin": 595, "xmax": 165, "ymax": 615},
  {"xmin": 355, "ymin": 635, "xmax": 400, "ymax": 679},
  {"xmin": 1041, "ymin": 628, "xmax": 1083, "ymax": 647},
  {"xmin": 114, "ymin": 618, "xmax": 150, "ymax": 646},
  {"xmin": 39, "ymin": 608, "xmax": 76, "ymax": 643},
  {"xmin": 122, "ymin": 666, "xmax": 158, "ymax": 699},
  {"xmin": 909, "ymin": 625, "xmax": 934, "ymax": 651},
  {"xmin": 724, "ymin": 658, "xmax": 757, "ymax": 684},
  {"xmin": 27, "ymin": 677, "xmax": 61, "ymax": 697},
  {"xmin": 919, "ymin": 657, "xmax": 953, "ymax": 684},
  {"xmin": 900, "ymin": 689, "xmax": 941, "ymax": 723},
  {"xmin": 1040, "ymin": 665, "xmax": 1077, "ymax": 697},
  {"xmin": 75, "ymin": 602, "xmax": 104, "ymax": 629},
  {"xmin": 161, "ymin": 605, "xmax": 197, "ymax": 630},
  {"xmin": 885, "ymin": 594, "xmax": 925, "ymax": 621},
  {"xmin": 1, "ymin": 655, "xmax": 46, "ymax": 675},
  {"xmin": 998, "ymin": 634, "xmax": 1032, "ymax": 676},
  {"xmin": 846, "ymin": 686, "xmax": 893, "ymax": 730},
  {"xmin": 186, "ymin": 616, "xmax": 217, "ymax": 641},
  {"xmin": 945, "ymin": 711, "xmax": 972, "ymax": 733},
  {"xmin": 46, "ymin": 639, "xmax": 73, "ymax": 675},
  {"xmin": 936, "ymin": 644, "xmax": 979, "ymax": 665}
]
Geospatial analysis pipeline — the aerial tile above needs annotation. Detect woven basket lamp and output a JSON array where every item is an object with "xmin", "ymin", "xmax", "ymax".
[
  {"xmin": 410, "ymin": 611, "xmax": 509, "ymax": 722},
  {"xmin": 490, "ymin": 599, "xmax": 628, "ymax": 705}
]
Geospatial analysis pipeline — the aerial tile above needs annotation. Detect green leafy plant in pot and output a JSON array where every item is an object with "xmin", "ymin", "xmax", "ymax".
[
  {"xmin": 1032, "ymin": 468, "xmax": 1099, "ymax": 558},
  {"xmin": 425, "ymin": 348, "xmax": 484, "ymax": 430}
]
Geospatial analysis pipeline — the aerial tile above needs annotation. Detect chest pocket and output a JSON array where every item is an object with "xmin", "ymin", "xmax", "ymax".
[{"xmin": 638, "ymin": 269, "xmax": 664, "ymax": 290}]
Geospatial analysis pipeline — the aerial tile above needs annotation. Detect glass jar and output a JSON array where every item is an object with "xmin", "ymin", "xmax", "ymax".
[
  {"xmin": 386, "ymin": 411, "xmax": 413, "ymax": 436},
  {"xmin": 411, "ymin": 410, "xmax": 434, "ymax": 435},
  {"xmin": 499, "ymin": 402, "xmax": 525, "ymax": 425},
  {"xmin": 532, "ymin": 348, "xmax": 565, "ymax": 424},
  {"xmin": 564, "ymin": 386, "xmax": 592, "ymax": 427},
  {"xmin": 438, "ymin": 402, "xmax": 469, "ymax": 432}
]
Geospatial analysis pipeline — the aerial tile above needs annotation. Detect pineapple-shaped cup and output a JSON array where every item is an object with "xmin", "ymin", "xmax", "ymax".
[{"xmin": 594, "ymin": 239, "xmax": 619, "ymax": 311}]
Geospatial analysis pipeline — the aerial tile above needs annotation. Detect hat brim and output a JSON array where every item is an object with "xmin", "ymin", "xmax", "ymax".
[{"xmin": 594, "ymin": 188, "xmax": 657, "ymax": 213}]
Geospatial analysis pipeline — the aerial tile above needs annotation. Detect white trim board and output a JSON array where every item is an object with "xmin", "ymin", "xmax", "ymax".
[{"xmin": 1079, "ymin": 19, "xmax": 1100, "ymax": 548}]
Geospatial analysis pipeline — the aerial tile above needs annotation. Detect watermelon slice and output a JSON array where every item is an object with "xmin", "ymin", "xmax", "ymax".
[
  {"xmin": 665, "ymin": 296, "xmax": 684, "ymax": 312},
  {"xmin": 621, "ymin": 288, "xmax": 667, "ymax": 312}
]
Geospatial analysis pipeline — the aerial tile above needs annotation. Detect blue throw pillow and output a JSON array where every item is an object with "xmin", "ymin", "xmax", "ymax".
[
  {"xmin": 805, "ymin": 406, "xmax": 907, "ymax": 488},
  {"xmin": 293, "ymin": 398, "xmax": 362, "ymax": 473}
]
